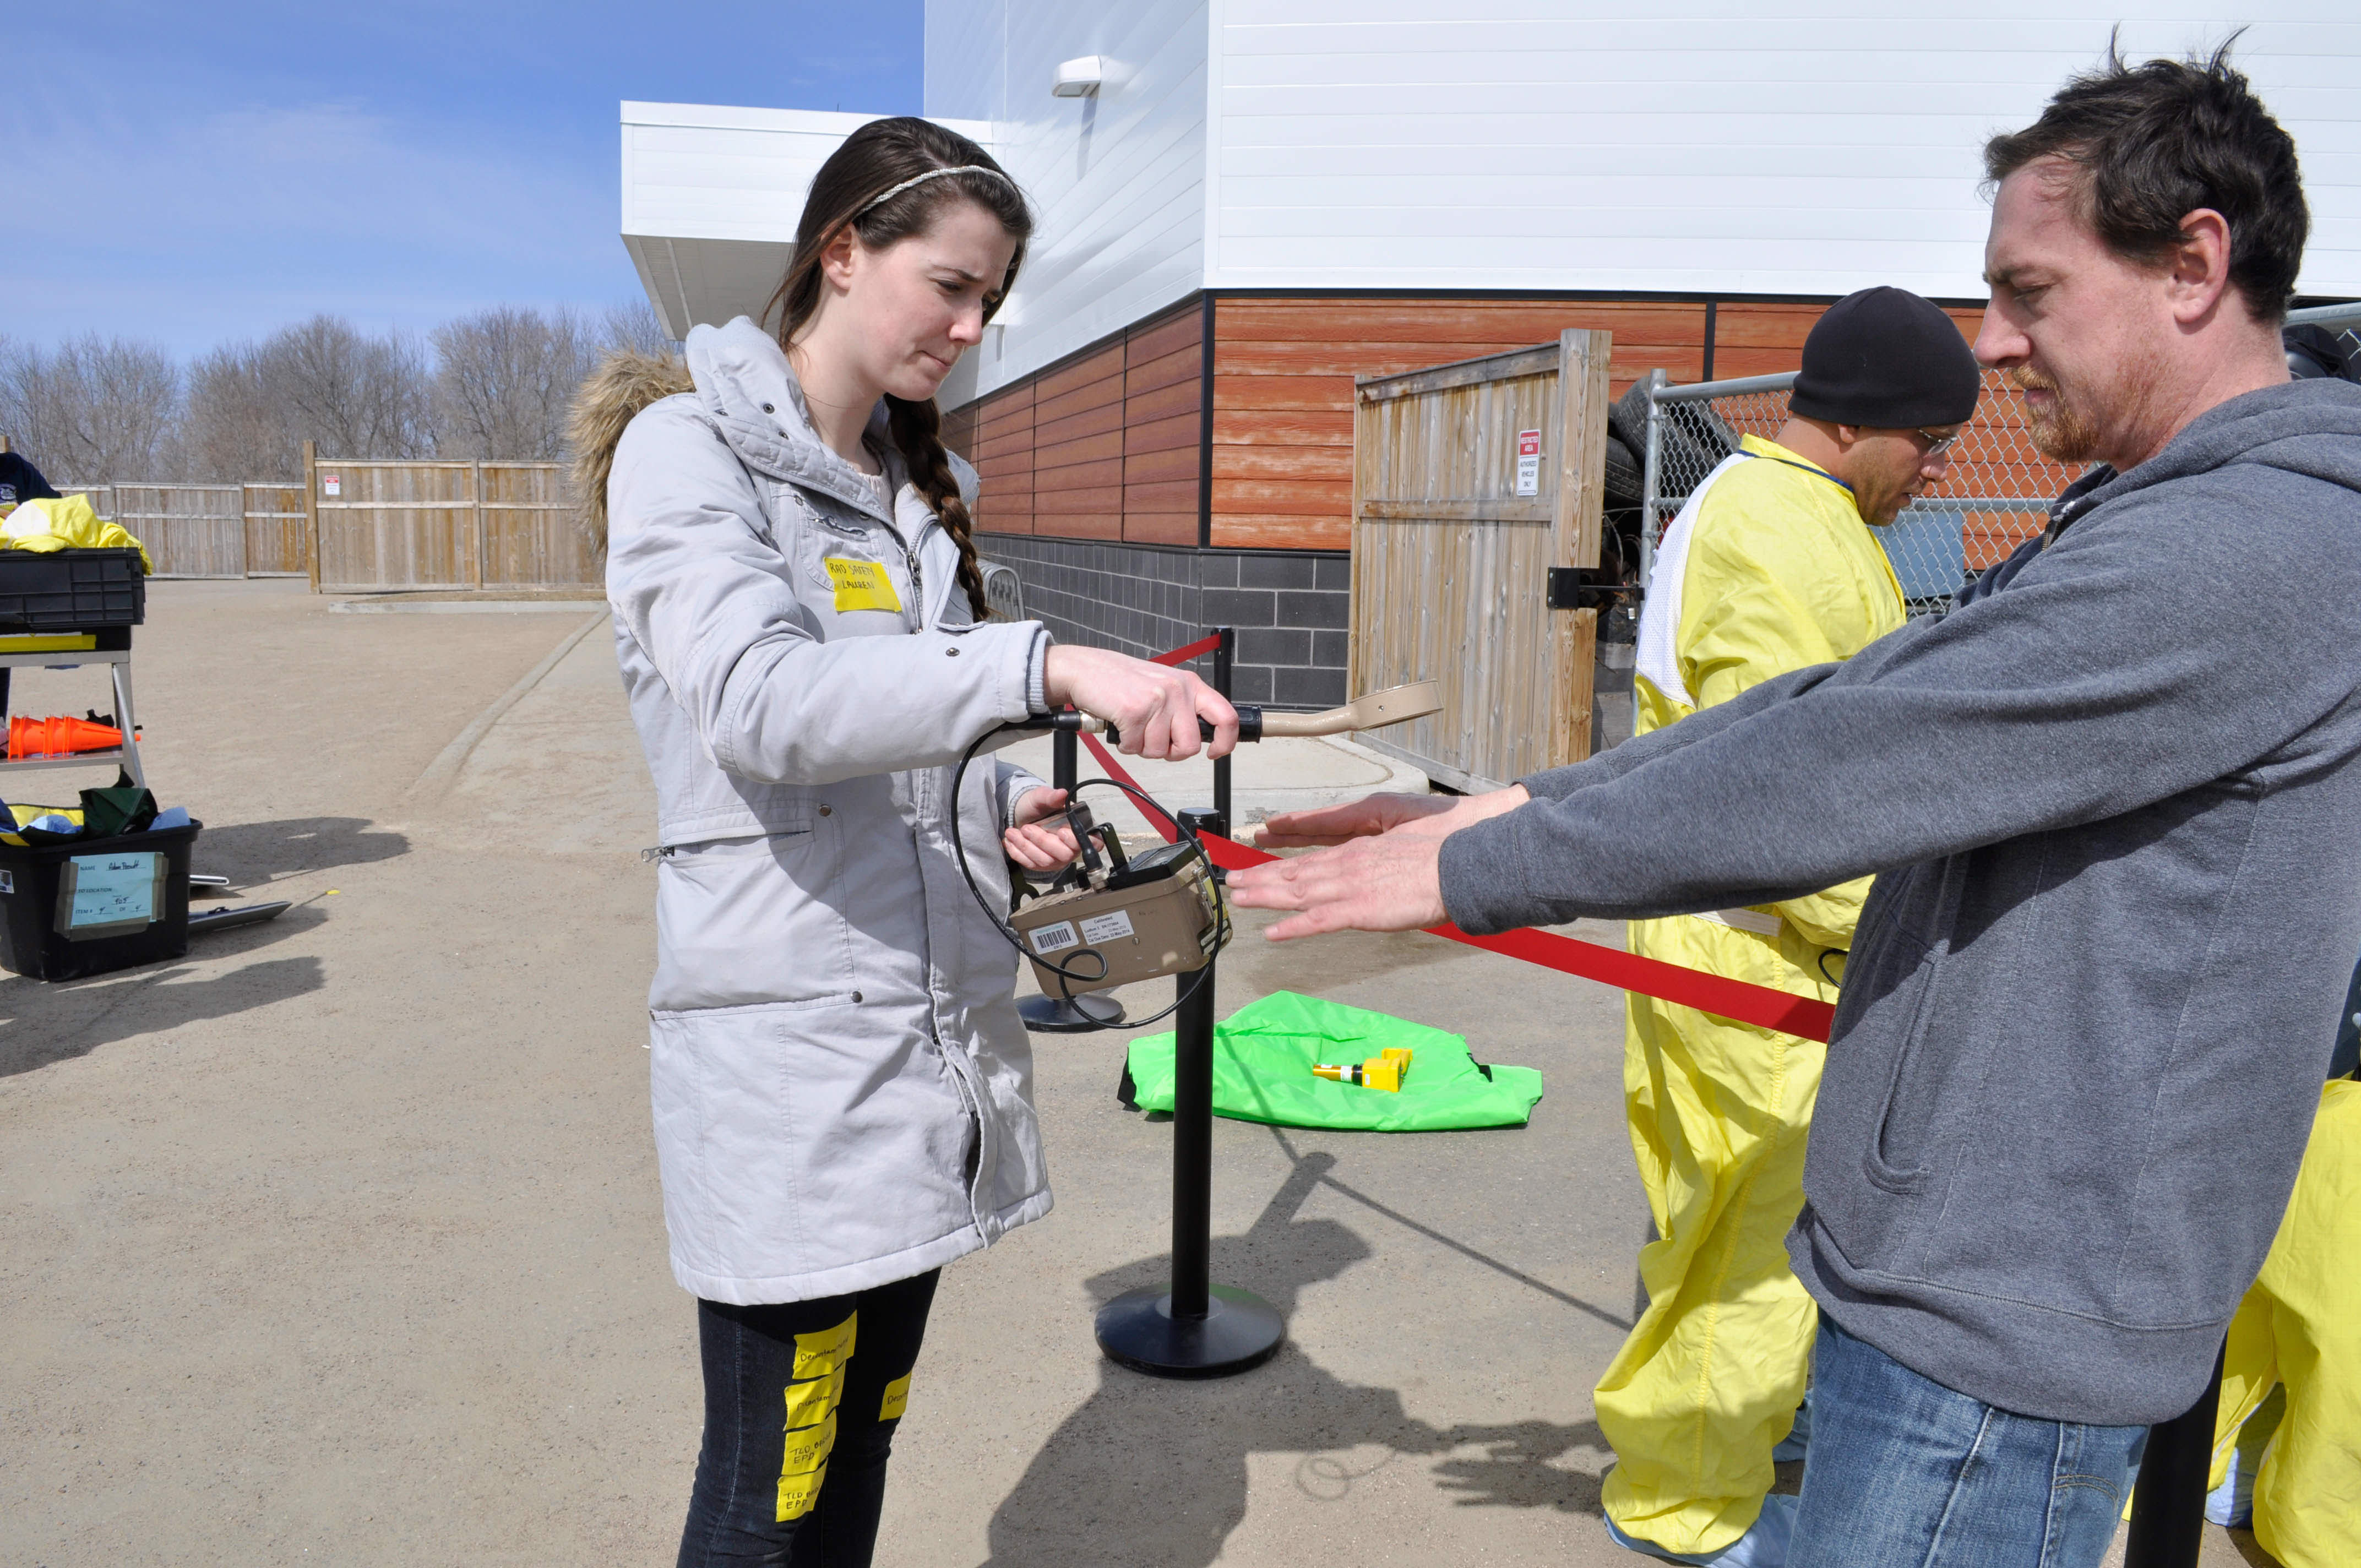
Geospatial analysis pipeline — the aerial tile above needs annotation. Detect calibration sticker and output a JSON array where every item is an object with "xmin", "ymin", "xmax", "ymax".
[
  {"xmin": 1078, "ymin": 910, "xmax": 1135, "ymax": 944},
  {"xmin": 824, "ymin": 557, "xmax": 903, "ymax": 614}
]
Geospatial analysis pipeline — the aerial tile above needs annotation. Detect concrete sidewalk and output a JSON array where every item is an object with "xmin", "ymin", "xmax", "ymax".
[{"xmin": 0, "ymin": 582, "xmax": 2254, "ymax": 1566}]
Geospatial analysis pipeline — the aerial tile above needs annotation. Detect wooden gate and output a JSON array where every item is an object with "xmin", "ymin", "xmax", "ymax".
[
  {"xmin": 113, "ymin": 484, "xmax": 245, "ymax": 577},
  {"xmin": 1348, "ymin": 329, "xmax": 1609, "ymax": 792},
  {"xmin": 36, "ymin": 483, "xmax": 307, "ymax": 576},
  {"xmin": 306, "ymin": 453, "xmax": 596, "ymax": 592},
  {"xmin": 244, "ymin": 483, "xmax": 308, "ymax": 575}
]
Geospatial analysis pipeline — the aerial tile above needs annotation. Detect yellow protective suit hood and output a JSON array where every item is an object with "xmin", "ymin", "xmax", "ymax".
[{"xmin": 1, "ymin": 494, "xmax": 154, "ymax": 574}]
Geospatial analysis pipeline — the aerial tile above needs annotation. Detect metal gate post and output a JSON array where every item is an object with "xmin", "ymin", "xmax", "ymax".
[
  {"xmin": 1093, "ymin": 803, "xmax": 1285, "ymax": 1378},
  {"xmin": 1638, "ymin": 369, "xmax": 1668, "ymax": 592}
]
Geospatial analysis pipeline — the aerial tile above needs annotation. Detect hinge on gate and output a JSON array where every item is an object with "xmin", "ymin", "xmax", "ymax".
[{"xmin": 1545, "ymin": 567, "xmax": 1627, "ymax": 611}]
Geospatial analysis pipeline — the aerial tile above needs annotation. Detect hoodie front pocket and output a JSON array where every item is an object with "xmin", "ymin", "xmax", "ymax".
[{"xmin": 651, "ymin": 826, "xmax": 853, "ymax": 1011}]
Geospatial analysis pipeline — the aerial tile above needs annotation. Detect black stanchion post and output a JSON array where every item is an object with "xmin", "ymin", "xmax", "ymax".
[
  {"xmin": 1019, "ymin": 721, "xmax": 1125, "ymax": 1033},
  {"xmin": 2123, "ymin": 1342, "xmax": 2227, "ymax": 1568},
  {"xmin": 1211, "ymin": 625, "xmax": 1234, "ymax": 831},
  {"xmin": 1093, "ymin": 803, "xmax": 1285, "ymax": 1378}
]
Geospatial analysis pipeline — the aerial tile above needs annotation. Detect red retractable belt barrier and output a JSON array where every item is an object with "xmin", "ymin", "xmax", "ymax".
[
  {"xmin": 1075, "ymin": 667, "xmax": 1840, "ymax": 1043},
  {"xmin": 1148, "ymin": 633, "xmax": 1223, "ymax": 667}
]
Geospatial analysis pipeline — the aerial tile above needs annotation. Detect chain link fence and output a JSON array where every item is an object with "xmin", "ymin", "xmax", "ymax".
[{"xmin": 1637, "ymin": 300, "xmax": 2361, "ymax": 620}]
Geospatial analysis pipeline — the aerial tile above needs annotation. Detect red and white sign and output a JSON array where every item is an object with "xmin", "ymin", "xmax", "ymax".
[
  {"xmin": 322, "ymin": 473, "xmax": 342, "ymax": 497},
  {"xmin": 1514, "ymin": 430, "xmax": 1542, "ymax": 497}
]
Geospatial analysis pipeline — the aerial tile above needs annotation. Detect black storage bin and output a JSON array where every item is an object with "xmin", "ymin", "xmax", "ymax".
[
  {"xmin": 0, "ymin": 819, "xmax": 200, "ymax": 981},
  {"xmin": 0, "ymin": 548, "xmax": 147, "ymax": 633}
]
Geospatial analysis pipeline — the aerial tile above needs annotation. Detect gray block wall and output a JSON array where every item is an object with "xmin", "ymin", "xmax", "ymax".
[{"xmin": 978, "ymin": 534, "xmax": 1351, "ymax": 708}]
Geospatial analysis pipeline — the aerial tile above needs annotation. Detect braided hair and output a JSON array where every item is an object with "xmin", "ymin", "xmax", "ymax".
[{"xmin": 765, "ymin": 118, "xmax": 1031, "ymax": 621}]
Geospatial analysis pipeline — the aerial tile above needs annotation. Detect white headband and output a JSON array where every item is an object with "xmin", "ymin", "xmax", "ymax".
[{"xmin": 856, "ymin": 165, "xmax": 1014, "ymax": 217}]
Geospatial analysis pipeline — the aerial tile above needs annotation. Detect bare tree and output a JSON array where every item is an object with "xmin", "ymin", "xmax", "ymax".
[
  {"xmin": 432, "ymin": 306, "xmax": 601, "ymax": 460},
  {"xmin": 0, "ymin": 334, "xmax": 182, "ymax": 481},
  {"xmin": 5, "ymin": 297, "xmax": 673, "ymax": 484},
  {"xmin": 267, "ymin": 315, "xmax": 435, "ymax": 459},
  {"xmin": 184, "ymin": 340, "xmax": 300, "ymax": 481},
  {"xmin": 601, "ymin": 298, "xmax": 677, "ymax": 358}
]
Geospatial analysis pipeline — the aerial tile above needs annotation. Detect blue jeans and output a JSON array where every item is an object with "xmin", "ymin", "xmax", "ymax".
[{"xmin": 1792, "ymin": 1316, "xmax": 2146, "ymax": 1567}]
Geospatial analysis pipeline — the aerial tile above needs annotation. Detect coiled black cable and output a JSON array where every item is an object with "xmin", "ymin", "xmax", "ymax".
[{"xmin": 949, "ymin": 723, "xmax": 1231, "ymax": 1031}]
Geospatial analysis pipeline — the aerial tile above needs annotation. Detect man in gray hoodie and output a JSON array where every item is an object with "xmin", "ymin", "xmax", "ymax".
[{"xmin": 1233, "ymin": 47, "xmax": 2361, "ymax": 1568}]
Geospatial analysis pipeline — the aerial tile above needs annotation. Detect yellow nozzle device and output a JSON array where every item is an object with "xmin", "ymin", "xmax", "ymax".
[{"xmin": 1310, "ymin": 1047, "xmax": 1413, "ymax": 1092}]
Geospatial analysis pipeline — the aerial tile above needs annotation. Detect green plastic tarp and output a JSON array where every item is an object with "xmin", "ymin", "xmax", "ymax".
[{"xmin": 1122, "ymin": 990, "xmax": 1544, "ymax": 1132}]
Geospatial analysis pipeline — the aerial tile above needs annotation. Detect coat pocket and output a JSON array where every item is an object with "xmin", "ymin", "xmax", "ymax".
[
  {"xmin": 1861, "ymin": 952, "xmax": 1946, "ymax": 1191},
  {"xmin": 651, "ymin": 826, "xmax": 853, "ymax": 1011}
]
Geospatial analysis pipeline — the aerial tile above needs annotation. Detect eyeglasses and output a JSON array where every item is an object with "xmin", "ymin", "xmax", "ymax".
[{"xmin": 1915, "ymin": 427, "xmax": 1962, "ymax": 459}]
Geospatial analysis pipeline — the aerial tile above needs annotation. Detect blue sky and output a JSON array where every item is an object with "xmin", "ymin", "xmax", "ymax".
[{"xmin": 7, "ymin": 2, "xmax": 922, "ymax": 356}]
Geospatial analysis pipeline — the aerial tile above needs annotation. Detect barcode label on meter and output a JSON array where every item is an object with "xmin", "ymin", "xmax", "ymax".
[
  {"xmin": 1079, "ymin": 911, "xmax": 1136, "ymax": 944},
  {"xmin": 1028, "ymin": 921, "xmax": 1080, "ymax": 955}
]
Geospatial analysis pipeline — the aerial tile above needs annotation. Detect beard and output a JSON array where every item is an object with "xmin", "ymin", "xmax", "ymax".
[{"xmin": 2010, "ymin": 365, "xmax": 2102, "ymax": 463}]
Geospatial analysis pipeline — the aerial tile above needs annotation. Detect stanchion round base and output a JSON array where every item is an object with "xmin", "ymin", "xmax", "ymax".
[
  {"xmin": 1095, "ymin": 1283, "xmax": 1285, "ymax": 1379},
  {"xmin": 1019, "ymin": 992, "xmax": 1125, "ymax": 1033}
]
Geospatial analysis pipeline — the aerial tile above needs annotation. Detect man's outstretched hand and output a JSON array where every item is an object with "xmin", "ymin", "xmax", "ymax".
[{"xmin": 1228, "ymin": 786, "xmax": 1529, "ymax": 941}]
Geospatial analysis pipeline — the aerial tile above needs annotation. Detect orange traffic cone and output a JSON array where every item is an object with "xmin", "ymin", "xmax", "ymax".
[{"xmin": 7, "ymin": 714, "xmax": 123, "ymax": 760}]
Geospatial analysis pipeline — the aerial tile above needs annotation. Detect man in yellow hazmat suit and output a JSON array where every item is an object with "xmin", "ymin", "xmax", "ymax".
[{"xmin": 1601, "ymin": 287, "xmax": 1982, "ymax": 1567}]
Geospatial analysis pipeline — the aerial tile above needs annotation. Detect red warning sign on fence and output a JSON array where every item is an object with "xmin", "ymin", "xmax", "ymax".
[{"xmin": 1515, "ymin": 430, "xmax": 1542, "ymax": 496}]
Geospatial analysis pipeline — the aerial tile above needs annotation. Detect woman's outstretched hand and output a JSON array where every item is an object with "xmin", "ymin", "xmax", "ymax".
[
  {"xmin": 1004, "ymin": 787, "xmax": 1082, "ymax": 872},
  {"xmin": 1043, "ymin": 645, "xmax": 1238, "ymax": 761}
]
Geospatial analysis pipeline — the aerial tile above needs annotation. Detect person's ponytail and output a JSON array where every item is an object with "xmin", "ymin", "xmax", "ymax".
[{"xmin": 888, "ymin": 394, "xmax": 991, "ymax": 622}]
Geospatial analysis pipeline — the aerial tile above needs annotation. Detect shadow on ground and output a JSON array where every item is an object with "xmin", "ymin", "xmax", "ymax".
[
  {"xmin": 981, "ymin": 1149, "xmax": 1607, "ymax": 1566},
  {"xmin": 0, "ymin": 912, "xmax": 325, "ymax": 1076},
  {"xmin": 192, "ymin": 817, "xmax": 409, "ymax": 886}
]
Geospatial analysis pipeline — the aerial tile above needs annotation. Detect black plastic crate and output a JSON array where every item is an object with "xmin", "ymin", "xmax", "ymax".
[
  {"xmin": 0, "ymin": 819, "xmax": 199, "ymax": 981},
  {"xmin": 0, "ymin": 549, "xmax": 147, "ymax": 632}
]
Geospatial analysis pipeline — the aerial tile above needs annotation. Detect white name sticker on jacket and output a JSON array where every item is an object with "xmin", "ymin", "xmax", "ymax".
[
  {"xmin": 1078, "ymin": 911, "xmax": 1135, "ymax": 944},
  {"xmin": 825, "ymin": 557, "xmax": 902, "ymax": 614},
  {"xmin": 1028, "ymin": 921, "xmax": 1080, "ymax": 956}
]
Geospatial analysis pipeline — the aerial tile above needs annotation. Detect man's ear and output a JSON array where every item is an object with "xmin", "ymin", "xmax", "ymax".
[
  {"xmin": 1835, "ymin": 424, "xmax": 1863, "ymax": 451},
  {"xmin": 2167, "ymin": 208, "xmax": 2234, "ymax": 325}
]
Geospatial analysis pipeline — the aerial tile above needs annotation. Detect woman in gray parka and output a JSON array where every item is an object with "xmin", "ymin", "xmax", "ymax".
[{"xmin": 576, "ymin": 118, "xmax": 1237, "ymax": 1566}]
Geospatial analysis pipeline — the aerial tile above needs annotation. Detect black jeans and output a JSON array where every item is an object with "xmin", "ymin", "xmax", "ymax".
[{"xmin": 678, "ymin": 1270, "xmax": 941, "ymax": 1568}]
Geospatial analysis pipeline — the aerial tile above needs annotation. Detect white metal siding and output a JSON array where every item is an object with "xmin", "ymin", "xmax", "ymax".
[
  {"xmin": 621, "ymin": 103, "xmax": 994, "ymax": 340},
  {"xmin": 927, "ymin": 1, "xmax": 1210, "ymax": 396},
  {"xmin": 1206, "ymin": 3, "xmax": 2361, "ymax": 299}
]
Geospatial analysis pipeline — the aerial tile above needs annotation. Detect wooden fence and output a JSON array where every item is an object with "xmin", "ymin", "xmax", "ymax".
[
  {"xmin": 49, "ymin": 482, "xmax": 308, "ymax": 578},
  {"xmin": 1348, "ymin": 329, "xmax": 1611, "ymax": 792},
  {"xmin": 304, "ymin": 448, "xmax": 599, "ymax": 592}
]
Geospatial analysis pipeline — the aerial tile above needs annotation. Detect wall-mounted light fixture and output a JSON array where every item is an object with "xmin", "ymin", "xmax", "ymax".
[{"xmin": 1052, "ymin": 56, "xmax": 1105, "ymax": 97}]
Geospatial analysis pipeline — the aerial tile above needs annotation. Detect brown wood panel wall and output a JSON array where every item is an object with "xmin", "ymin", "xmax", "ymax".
[
  {"xmin": 955, "ymin": 293, "xmax": 2026, "ymax": 553},
  {"xmin": 956, "ymin": 300, "xmax": 1203, "ymax": 545},
  {"xmin": 1212, "ymin": 297, "xmax": 1733, "ymax": 549}
]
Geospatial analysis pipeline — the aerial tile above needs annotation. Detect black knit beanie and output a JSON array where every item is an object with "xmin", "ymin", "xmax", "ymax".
[{"xmin": 1789, "ymin": 287, "xmax": 1981, "ymax": 428}]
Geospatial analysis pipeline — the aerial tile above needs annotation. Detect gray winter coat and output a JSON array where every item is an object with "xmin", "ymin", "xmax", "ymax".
[
  {"xmin": 604, "ymin": 317, "xmax": 1054, "ymax": 1304},
  {"xmin": 1440, "ymin": 379, "xmax": 2361, "ymax": 1425}
]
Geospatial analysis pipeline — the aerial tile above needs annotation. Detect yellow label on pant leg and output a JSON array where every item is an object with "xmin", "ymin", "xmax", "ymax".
[
  {"xmin": 780, "ymin": 1409, "xmax": 837, "ymax": 1477},
  {"xmin": 879, "ymin": 1373, "xmax": 912, "ymax": 1422},
  {"xmin": 776, "ymin": 1459, "xmax": 828, "ymax": 1522},
  {"xmin": 824, "ymin": 558, "xmax": 902, "ymax": 614},
  {"xmin": 783, "ymin": 1364, "xmax": 846, "ymax": 1430},
  {"xmin": 792, "ymin": 1311, "xmax": 858, "ymax": 1380}
]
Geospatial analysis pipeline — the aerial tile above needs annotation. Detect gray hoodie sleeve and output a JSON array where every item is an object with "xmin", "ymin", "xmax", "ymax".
[
  {"xmin": 607, "ymin": 400, "xmax": 1043, "ymax": 787},
  {"xmin": 1441, "ymin": 461, "xmax": 2361, "ymax": 933}
]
